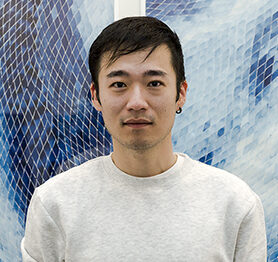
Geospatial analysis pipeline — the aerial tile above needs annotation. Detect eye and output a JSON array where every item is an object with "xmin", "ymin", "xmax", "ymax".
[
  {"xmin": 148, "ymin": 81, "xmax": 163, "ymax": 87},
  {"xmin": 111, "ymin": 82, "xmax": 126, "ymax": 88}
]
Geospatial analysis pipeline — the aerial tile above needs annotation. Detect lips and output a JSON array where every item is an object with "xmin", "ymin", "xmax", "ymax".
[
  {"xmin": 124, "ymin": 119, "xmax": 152, "ymax": 124},
  {"xmin": 123, "ymin": 118, "xmax": 153, "ymax": 128}
]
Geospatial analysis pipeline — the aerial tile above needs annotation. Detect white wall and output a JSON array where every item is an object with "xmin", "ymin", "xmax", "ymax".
[{"xmin": 114, "ymin": 0, "xmax": 145, "ymax": 20}]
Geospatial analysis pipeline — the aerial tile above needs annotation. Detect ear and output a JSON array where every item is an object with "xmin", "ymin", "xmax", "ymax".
[
  {"xmin": 176, "ymin": 80, "xmax": 188, "ymax": 110},
  {"xmin": 90, "ymin": 83, "xmax": 102, "ymax": 111}
]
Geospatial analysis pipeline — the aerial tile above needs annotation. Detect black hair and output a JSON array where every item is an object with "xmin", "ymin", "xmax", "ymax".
[{"xmin": 88, "ymin": 16, "xmax": 185, "ymax": 102}]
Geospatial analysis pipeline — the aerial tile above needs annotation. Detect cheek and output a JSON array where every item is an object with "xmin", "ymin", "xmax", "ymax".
[
  {"xmin": 101, "ymin": 96, "xmax": 125, "ymax": 117},
  {"xmin": 154, "ymin": 98, "xmax": 176, "ymax": 114}
]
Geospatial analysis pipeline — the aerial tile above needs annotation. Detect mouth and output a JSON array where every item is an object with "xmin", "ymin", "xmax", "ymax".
[{"xmin": 123, "ymin": 119, "xmax": 153, "ymax": 129}]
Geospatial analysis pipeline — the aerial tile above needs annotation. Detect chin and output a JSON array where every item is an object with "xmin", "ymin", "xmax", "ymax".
[{"xmin": 124, "ymin": 140, "xmax": 155, "ymax": 151}]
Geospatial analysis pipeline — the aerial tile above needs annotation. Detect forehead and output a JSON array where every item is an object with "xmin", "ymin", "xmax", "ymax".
[{"xmin": 98, "ymin": 44, "xmax": 174, "ymax": 76}]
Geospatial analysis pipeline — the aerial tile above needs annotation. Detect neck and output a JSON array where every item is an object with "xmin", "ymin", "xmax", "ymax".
[{"xmin": 111, "ymin": 138, "xmax": 177, "ymax": 177}]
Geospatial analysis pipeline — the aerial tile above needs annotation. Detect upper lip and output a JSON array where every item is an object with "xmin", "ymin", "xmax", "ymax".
[{"xmin": 124, "ymin": 119, "xmax": 152, "ymax": 124}]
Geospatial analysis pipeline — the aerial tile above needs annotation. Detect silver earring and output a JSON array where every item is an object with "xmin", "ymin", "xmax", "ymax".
[{"xmin": 176, "ymin": 107, "xmax": 182, "ymax": 114}]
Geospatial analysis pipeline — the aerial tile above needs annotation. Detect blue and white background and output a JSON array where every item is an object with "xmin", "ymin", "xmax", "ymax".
[{"xmin": 0, "ymin": 0, "xmax": 277, "ymax": 261}]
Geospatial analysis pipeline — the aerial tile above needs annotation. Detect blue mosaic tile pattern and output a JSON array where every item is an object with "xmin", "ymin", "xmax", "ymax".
[
  {"xmin": 0, "ymin": 0, "xmax": 113, "ymax": 260},
  {"xmin": 146, "ymin": 0, "xmax": 212, "ymax": 20},
  {"xmin": 1, "ymin": 0, "xmax": 277, "ymax": 260},
  {"xmin": 147, "ymin": 0, "xmax": 278, "ymax": 261}
]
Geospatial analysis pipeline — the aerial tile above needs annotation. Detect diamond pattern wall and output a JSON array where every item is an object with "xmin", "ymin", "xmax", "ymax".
[
  {"xmin": 1, "ymin": 0, "xmax": 278, "ymax": 261},
  {"xmin": 147, "ymin": 0, "xmax": 278, "ymax": 261},
  {"xmin": 0, "ymin": 0, "xmax": 113, "ymax": 260}
]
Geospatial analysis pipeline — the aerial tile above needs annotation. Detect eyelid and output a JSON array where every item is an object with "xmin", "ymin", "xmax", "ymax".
[
  {"xmin": 110, "ymin": 81, "xmax": 127, "ymax": 88},
  {"xmin": 148, "ymin": 80, "xmax": 164, "ymax": 87}
]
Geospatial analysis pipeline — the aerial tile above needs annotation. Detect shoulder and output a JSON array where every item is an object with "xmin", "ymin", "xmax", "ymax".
[
  {"xmin": 177, "ymin": 153, "xmax": 259, "ymax": 208},
  {"xmin": 34, "ymin": 154, "xmax": 110, "ymax": 202}
]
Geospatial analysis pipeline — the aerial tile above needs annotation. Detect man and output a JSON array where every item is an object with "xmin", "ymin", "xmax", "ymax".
[{"xmin": 21, "ymin": 16, "xmax": 267, "ymax": 261}]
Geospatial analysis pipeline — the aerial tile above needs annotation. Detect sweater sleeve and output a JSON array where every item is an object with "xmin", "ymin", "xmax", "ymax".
[
  {"xmin": 234, "ymin": 193, "xmax": 267, "ymax": 262},
  {"xmin": 21, "ymin": 189, "xmax": 65, "ymax": 262}
]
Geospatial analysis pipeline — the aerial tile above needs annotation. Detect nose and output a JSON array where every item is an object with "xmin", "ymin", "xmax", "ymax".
[{"xmin": 126, "ymin": 85, "xmax": 148, "ymax": 111}]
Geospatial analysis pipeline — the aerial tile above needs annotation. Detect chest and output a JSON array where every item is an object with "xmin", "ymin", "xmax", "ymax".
[{"xmin": 62, "ymin": 189, "xmax": 238, "ymax": 261}]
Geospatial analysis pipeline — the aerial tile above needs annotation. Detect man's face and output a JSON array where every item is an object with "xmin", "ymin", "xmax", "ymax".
[{"xmin": 91, "ymin": 44, "xmax": 187, "ymax": 152}]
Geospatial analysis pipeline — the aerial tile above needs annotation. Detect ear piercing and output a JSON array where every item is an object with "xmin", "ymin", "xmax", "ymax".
[{"xmin": 176, "ymin": 107, "xmax": 182, "ymax": 114}]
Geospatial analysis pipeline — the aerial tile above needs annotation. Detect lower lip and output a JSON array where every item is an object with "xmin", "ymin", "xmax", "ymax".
[{"xmin": 124, "ymin": 123, "xmax": 152, "ymax": 129}]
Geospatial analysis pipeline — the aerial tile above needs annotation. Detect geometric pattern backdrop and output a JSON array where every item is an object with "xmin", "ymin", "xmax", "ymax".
[
  {"xmin": 147, "ymin": 0, "xmax": 278, "ymax": 261},
  {"xmin": 0, "ymin": 0, "xmax": 277, "ymax": 261},
  {"xmin": 0, "ymin": 0, "xmax": 113, "ymax": 261}
]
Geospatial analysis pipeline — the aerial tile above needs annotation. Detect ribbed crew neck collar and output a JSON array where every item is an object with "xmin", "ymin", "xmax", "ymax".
[{"xmin": 102, "ymin": 153, "xmax": 192, "ymax": 188}]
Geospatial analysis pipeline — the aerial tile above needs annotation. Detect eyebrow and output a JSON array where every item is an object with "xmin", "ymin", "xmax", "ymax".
[
  {"xmin": 143, "ymin": 70, "xmax": 167, "ymax": 77},
  {"xmin": 106, "ymin": 69, "xmax": 167, "ymax": 78},
  {"xmin": 106, "ymin": 70, "xmax": 129, "ymax": 78}
]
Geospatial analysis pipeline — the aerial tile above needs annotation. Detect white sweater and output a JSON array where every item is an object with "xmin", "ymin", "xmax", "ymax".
[{"xmin": 21, "ymin": 153, "xmax": 267, "ymax": 261}]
